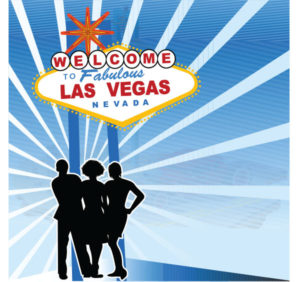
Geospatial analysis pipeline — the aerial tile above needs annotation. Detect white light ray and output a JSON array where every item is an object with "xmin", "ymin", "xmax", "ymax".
[
  {"xmin": 89, "ymin": 123, "xmax": 103, "ymax": 158},
  {"xmin": 99, "ymin": 171, "xmax": 109, "ymax": 181},
  {"xmin": 11, "ymin": 0, "xmax": 69, "ymax": 151},
  {"xmin": 129, "ymin": 217, "xmax": 189, "ymax": 262},
  {"xmin": 10, "ymin": 0, "xmax": 43, "ymax": 71},
  {"xmin": 103, "ymin": 156, "xmax": 109, "ymax": 165},
  {"xmin": 9, "ymin": 206, "xmax": 56, "ymax": 247},
  {"xmin": 117, "ymin": 120, "xmax": 146, "ymax": 156},
  {"xmin": 137, "ymin": 201, "xmax": 250, "ymax": 232},
  {"xmin": 9, "ymin": 144, "xmax": 55, "ymax": 172},
  {"xmin": 122, "ymin": 0, "xmax": 144, "ymax": 45},
  {"xmin": 53, "ymin": 107, "xmax": 69, "ymax": 153},
  {"xmin": 54, "ymin": 0, "xmax": 67, "ymax": 52},
  {"xmin": 10, "ymin": 222, "xmax": 55, "ymax": 279},
  {"xmin": 124, "ymin": 235, "xmax": 146, "ymax": 260},
  {"xmin": 91, "ymin": 0, "xmax": 102, "ymax": 50},
  {"xmin": 53, "ymin": 0, "xmax": 74, "ymax": 148},
  {"xmin": 68, "ymin": 244, "xmax": 72, "ymax": 267},
  {"xmin": 124, "ymin": 123, "xmax": 289, "ymax": 176},
  {"xmin": 97, "ymin": 140, "xmax": 108, "ymax": 160},
  {"xmin": 43, "ymin": 244, "xmax": 57, "ymax": 272},
  {"xmin": 142, "ymin": 203, "xmax": 198, "ymax": 227},
  {"xmin": 155, "ymin": 0, "xmax": 194, "ymax": 52},
  {"xmin": 141, "ymin": 185, "xmax": 289, "ymax": 201},
  {"xmin": 9, "ymin": 113, "xmax": 56, "ymax": 161},
  {"xmin": 121, "ymin": 51, "xmax": 289, "ymax": 163},
  {"xmin": 83, "ymin": 118, "xmax": 90, "ymax": 161},
  {"xmin": 9, "ymin": 196, "xmax": 54, "ymax": 219},
  {"xmin": 92, "ymin": 0, "xmax": 102, "ymax": 20},
  {"xmin": 189, "ymin": 0, "xmax": 269, "ymax": 72},
  {"xmin": 9, "ymin": 168, "xmax": 53, "ymax": 180},
  {"xmin": 9, "ymin": 66, "xmax": 67, "ymax": 159},
  {"xmin": 9, "ymin": 187, "xmax": 51, "ymax": 196}
]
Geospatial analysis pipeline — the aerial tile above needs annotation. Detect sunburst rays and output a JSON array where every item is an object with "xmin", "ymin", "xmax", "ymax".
[
  {"xmin": 189, "ymin": 0, "xmax": 269, "ymax": 71},
  {"xmin": 54, "ymin": 0, "xmax": 67, "ymax": 52},
  {"xmin": 9, "ymin": 144, "xmax": 56, "ymax": 172},
  {"xmin": 97, "ymin": 139, "xmax": 108, "ymax": 160},
  {"xmin": 120, "ymin": 52, "xmax": 289, "ymax": 164},
  {"xmin": 11, "ymin": 0, "xmax": 69, "ymax": 151},
  {"xmin": 155, "ymin": 0, "xmax": 194, "ymax": 52},
  {"xmin": 124, "ymin": 235, "xmax": 146, "ymax": 260},
  {"xmin": 9, "ymin": 113, "xmax": 57, "ymax": 161},
  {"xmin": 89, "ymin": 122, "xmax": 103, "ymax": 159},
  {"xmin": 128, "ymin": 217, "xmax": 189, "ymax": 262},
  {"xmin": 9, "ymin": 187, "xmax": 51, "ymax": 196},
  {"xmin": 122, "ymin": 0, "xmax": 144, "ymax": 45},
  {"xmin": 9, "ymin": 206, "xmax": 56, "ymax": 247},
  {"xmin": 117, "ymin": 0, "xmax": 271, "ymax": 150},
  {"xmin": 9, "ymin": 0, "xmax": 288, "ymax": 278},
  {"xmin": 9, "ymin": 196, "xmax": 54, "ymax": 219},
  {"xmin": 123, "ymin": 123, "xmax": 289, "ymax": 176},
  {"xmin": 42, "ymin": 243, "xmax": 57, "ymax": 273},
  {"xmin": 141, "ymin": 185, "xmax": 289, "ymax": 201},
  {"xmin": 9, "ymin": 168, "xmax": 53, "ymax": 181},
  {"xmin": 9, "ymin": 67, "xmax": 67, "ymax": 159},
  {"xmin": 10, "ymin": 222, "xmax": 56, "ymax": 279}
]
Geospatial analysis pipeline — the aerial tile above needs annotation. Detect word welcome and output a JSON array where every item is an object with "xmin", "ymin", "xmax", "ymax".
[{"xmin": 51, "ymin": 49, "xmax": 176, "ymax": 71}]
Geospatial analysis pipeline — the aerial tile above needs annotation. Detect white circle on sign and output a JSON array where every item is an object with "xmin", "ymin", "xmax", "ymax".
[
  {"xmin": 70, "ymin": 51, "xmax": 88, "ymax": 69},
  {"xmin": 140, "ymin": 49, "xmax": 157, "ymax": 68},
  {"xmin": 107, "ymin": 50, "xmax": 124, "ymax": 69},
  {"xmin": 51, "ymin": 52, "xmax": 70, "ymax": 71},
  {"xmin": 124, "ymin": 50, "xmax": 140, "ymax": 69},
  {"xmin": 158, "ymin": 50, "xmax": 175, "ymax": 68},
  {"xmin": 89, "ymin": 50, "xmax": 106, "ymax": 69}
]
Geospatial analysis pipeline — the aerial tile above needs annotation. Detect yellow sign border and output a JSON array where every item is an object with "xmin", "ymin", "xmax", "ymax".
[{"xmin": 35, "ymin": 45, "xmax": 200, "ymax": 128}]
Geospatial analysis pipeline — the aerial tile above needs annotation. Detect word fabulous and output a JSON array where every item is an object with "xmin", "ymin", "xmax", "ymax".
[{"xmin": 51, "ymin": 49, "xmax": 176, "ymax": 71}]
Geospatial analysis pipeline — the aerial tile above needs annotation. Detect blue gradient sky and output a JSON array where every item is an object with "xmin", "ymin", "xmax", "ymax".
[{"xmin": 9, "ymin": 0, "xmax": 289, "ymax": 280}]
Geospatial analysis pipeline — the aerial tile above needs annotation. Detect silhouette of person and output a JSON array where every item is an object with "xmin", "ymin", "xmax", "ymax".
[
  {"xmin": 51, "ymin": 159, "xmax": 91, "ymax": 279},
  {"xmin": 81, "ymin": 160, "xmax": 108, "ymax": 278},
  {"xmin": 105, "ymin": 162, "xmax": 145, "ymax": 280}
]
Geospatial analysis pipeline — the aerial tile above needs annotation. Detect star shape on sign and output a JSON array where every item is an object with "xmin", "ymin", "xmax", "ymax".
[{"xmin": 61, "ymin": 7, "xmax": 114, "ymax": 55}]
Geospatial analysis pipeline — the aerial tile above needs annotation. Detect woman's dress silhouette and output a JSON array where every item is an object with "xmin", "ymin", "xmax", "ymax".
[{"xmin": 81, "ymin": 160, "xmax": 107, "ymax": 278}]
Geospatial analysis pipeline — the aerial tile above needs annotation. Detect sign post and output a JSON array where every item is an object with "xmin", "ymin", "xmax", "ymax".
[{"xmin": 66, "ymin": 23, "xmax": 84, "ymax": 282}]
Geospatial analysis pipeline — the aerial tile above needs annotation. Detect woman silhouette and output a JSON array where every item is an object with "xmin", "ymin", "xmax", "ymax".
[{"xmin": 81, "ymin": 160, "xmax": 107, "ymax": 278}]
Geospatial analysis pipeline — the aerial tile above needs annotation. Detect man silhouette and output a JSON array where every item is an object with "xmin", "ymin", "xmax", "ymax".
[
  {"xmin": 105, "ymin": 162, "xmax": 145, "ymax": 280},
  {"xmin": 52, "ymin": 159, "xmax": 91, "ymax": 279}
]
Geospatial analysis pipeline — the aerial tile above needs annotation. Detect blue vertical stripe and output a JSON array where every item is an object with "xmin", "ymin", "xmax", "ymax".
[
  {"xmin": 66, "ymin": 15, "xmax": 83, "ymax": 279},
  {"xmin": 68, "ymin": 112, "xmax": 83, "ymax": 281}
]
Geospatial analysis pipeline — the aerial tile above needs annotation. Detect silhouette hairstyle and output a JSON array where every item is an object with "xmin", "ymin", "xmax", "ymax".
[
  {"xmin": 108, "ymin": 162, "xmax": 122, "ymax": 179},
  {"xmin": 56, "ymin": 159, "xmax": 68, "ymax": 174},
  {"xmin": 81, "ymin": 160, "xmax": 104, "ymax": 178}
]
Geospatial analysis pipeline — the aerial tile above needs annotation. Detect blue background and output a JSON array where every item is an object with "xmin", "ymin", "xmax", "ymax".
[{"xmin": 9, "ymin": 0, "xmax": 289, "ymax": 280}]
